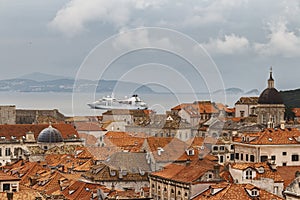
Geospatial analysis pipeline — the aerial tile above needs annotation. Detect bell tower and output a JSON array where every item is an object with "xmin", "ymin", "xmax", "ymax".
[{"xmin": 268, "ymin": 67, "xmax": 274, "ymax": 89}]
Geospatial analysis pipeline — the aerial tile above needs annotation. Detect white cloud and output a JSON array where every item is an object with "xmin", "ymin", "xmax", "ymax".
[
  {"xmin": 254, "ymin": 20, "xmax": 300, "ymax": 57},
  {"xmin": 49, "ymin": 0, "xmax": 165, "ymax": 36},
  {"xmin": 112, "ymin": 28, "xmax": 175, "ymax": 51},
  {"xmin": 203, "ymin": 34, "xmax": 249, "ymax": 55},
  {"xmin": 181, "ymin": 0, "xmax": 247, "ymax": 27}
]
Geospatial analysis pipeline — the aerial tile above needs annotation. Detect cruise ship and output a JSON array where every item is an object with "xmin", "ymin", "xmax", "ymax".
[{"xmin": 87, "ymin": 94, "xmax": 148, "ymax": 110}]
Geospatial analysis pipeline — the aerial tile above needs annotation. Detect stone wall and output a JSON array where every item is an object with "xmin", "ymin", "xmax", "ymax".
[
  {"xmin": 16, "ymin": 109, "xmax": 65, "ymax": 124},
  {"xmin": 0, "ymin": 105, "xmax": 16, "ymax": 124}
]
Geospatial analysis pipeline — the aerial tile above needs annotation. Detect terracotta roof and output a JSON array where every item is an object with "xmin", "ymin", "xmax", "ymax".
[
  {"xmin": 144, "ymin": 137, "xmax": 190, "ymax": 162},
  {"xmin": 79, "ymin": 133, "xmax": 98, "ymax": 146},
  {"xmin": 215, "ymin": 103, "xmax": 235, "ymax": 113},
  {"xmin": 62, "ymin": 181, "xmax": 107, "ymax": 200},
  {"xmin": 105, "ymin": 152, "xmax": 151, "ymax": 173},
  {"xmin": 235, "ymin": 97, "xmax": 259, "ymax": 105},
  {"xmin": 107, "ymin": 189, "xmax": 145, "ymax": 199},
  {"xmin": 277, "ymin": 166, "xmax": 300, "ymax": 188},
  {"xmin": 230, "ymin": 162, "xmax": 284, "ymax": 182},
  {"xmin": 151, "ymin": 157, "xmax": 219, "ymax": 183},
  {"xmin": 104, "ymin": 131, "xmax": 145, "ymax": 152},
  {"xmin": 292, "ymin": 108, "xmax": 300, "ymax": 117},
  {"xmin": 0, "ymin": 185, "xmax": 44, "ymax": 200},
  {"xmin": 171, "ymin": 101, "xmax": 219, "ymax": 115},
  {"xmin": 234, "ymin": 128, "xmax": 300, "ymax": 145},
  {"xmin": 0, "ymin": 170, "xmax": 21, "ymax": 181},
  {"xmin": 0, "ymin": 124, "xmax": 79, "ymax": 141},
  {"xmin": 87, "ymin": 146, "xmax": 120, "ymax": 161},
  {"xmin": 193, "ymin": 183, "xmax": 284, "ymax": 200},
  {"xmin": 75, "ymin": 122, "xmax": 106, "ymax": 131},
  {"xmin": 83, "ymin": 163, "xmax": 148, "ymax": 182}
]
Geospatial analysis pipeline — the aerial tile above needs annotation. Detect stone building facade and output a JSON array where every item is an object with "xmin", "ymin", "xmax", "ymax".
[
  {"xmin": 256, "ymin": 69, "xmax": 285, "ymax": 128},
  {"xmin": 16, "ymin": 109, "xmax": 65, "ymax": 124},
  {"xmin": 0, "ymin": 105, "xmax": 16, "ymax": 124}
]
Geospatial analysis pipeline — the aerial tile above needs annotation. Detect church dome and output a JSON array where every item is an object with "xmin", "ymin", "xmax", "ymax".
[
  {"xmin": 258, "ymin": 88, "xmax": 283, "ymax": 104},
  {"xmin": 37, "ymin": 125, "xmax": 63, "ymax": 143}
]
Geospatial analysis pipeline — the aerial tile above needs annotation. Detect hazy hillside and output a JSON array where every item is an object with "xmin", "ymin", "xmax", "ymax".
[{"xmin": 280, "ymin": 89, "xmax": 300, "ymax": 108}]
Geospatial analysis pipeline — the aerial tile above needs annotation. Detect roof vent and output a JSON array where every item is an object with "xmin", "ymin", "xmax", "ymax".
[{"xmin": 157, "ymin": 147, "xmax": 164, "ymax": 156}]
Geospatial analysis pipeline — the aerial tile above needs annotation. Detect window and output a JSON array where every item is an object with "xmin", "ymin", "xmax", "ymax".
[
  {"xmin": 5, "ymin": 148, "xmax": 11, "ymax": 156},
  {"xmin": 219, "ymin": 155, "xmax": 224, "ymax": 163},
  {"xmin": 245, "ymin": 169, "xmax": 253, "ymax": 179},
  {"xmin": 282, "ymin": 152, "xmax": 287, "ymax": 156},
  {"xmin": 230, "ymin": 153, "xmax": 234, "ymax": 161},
  {"xmin": 231, "ymin": 145, "xmax": 234, "ymax": 150},
  {"xmin": 0, "ymin": 148, "xmax": 2, "ymax": 157},
  {"xmin": 282, "ymin": 162, "xmax": 287, "ymax": 166},
  {"xmin": 260, "ymin": 155, "xmax": 268, "ymax": 162},
  {"xmin": 274, "ymin": 186, "xmax": 278, "ymax": 195},
  {"xmin": 271, "ymin": 155, "xmax": 276, "ymax": 161},
  {"xmin": 213, "ymin": 146, "xmax": 218, "ymax": 151},
  {"xmin": 250, "ymin": 155, "xmax": 255, "ymax": 162},
  {"xmin": 240, "ymin": 111, "xmax": 245, "ymax": 117},
  {"xmin": 292, "ymin": 154, "xmax": 299, "ymax": 162},
  {"xmin": 219, "ymin": 146, "xmax": 225, "ymax": 151},
  {"xmin": 208, "ymin": 174, "xmax": 212, "ymax": 179},
  {"xmin": 251, "ymin": 107, "xmax": 255, "ymax": 115},
  {"xmin": 246, "ymin": 154, "xmax": 249, "ymax": 161},
  {"xmin": 241, "ymin": 153, "xmax": 244, "ymax": 161},
  {"xmin": 3, "ymin": 183, "xmax": 10, "ymax": 191},
  {"xmin": 251, "ymin": 190, "xmax": 258, "ymax": 196},
  {"xmin": 235, "ymin": 153, "xmax": 239, "ymax": 160}
]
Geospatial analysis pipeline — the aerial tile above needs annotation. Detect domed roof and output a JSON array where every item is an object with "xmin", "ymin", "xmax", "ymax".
[
  {"xmin": 258, "ymin": 88, "xmax": 283, "ymax": 104},
  {"xmin": 37, "ymin": 125, "xmax": 63, "ymax": 143}
]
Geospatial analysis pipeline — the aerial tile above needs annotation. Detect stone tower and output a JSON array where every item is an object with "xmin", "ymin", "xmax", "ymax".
[{"xmin": 256, "ymin": 68, "xmax": 285, "ymax": 128}]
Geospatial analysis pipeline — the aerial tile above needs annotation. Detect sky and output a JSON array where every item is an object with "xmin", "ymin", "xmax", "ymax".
[{"xmin": 1, "ymin": 0, "xmax": 300, "ymax": 93}]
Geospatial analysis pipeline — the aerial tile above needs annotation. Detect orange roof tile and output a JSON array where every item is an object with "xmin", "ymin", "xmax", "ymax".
[
  {"xmin": 235, "ymin": 97, "xmax": 259, "ymax": 105},
  {"xmin": 171, "ymin": 101, "xmax": 219, "ymax": 115},
  {"xmin": 292, "ymin": 108, "xmax": 300, "ymax": 117},
  {"xmin": 230, "ymin": 162, "xmax": 284, "ymax": 182},
  {"xmin": 75, "ymin": 122, "xmax": 106, "ymax": 131},
  {"xmin": 234, "ymin": 128, "xmax": 300, "ymax": 145},
  {"xmin": 277, "ymin": 166, "xmax": 300, "ymax": 188},
  {"xmin": 0, "ymin": 170, "xmax": 20, "ymax": 181},
  {"xmin": 151, "ymin": 157, "xmax": 218, "ymax": 183},
  {"xmin": 79, "ymin": 133, "xmax": 98, "ymax": 146},
  {"xmin": 194, "ymin": 183, "xmax": 284, "ymax": 200},
  {"xmin": 0, "ymin": 124, "xmax": 79, "ymax": 140}
]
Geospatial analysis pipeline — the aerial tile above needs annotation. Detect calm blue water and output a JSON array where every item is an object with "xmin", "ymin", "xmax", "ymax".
[{"xmin": 0, "ymin": 92, "xmax": 240, "ymax": 116}]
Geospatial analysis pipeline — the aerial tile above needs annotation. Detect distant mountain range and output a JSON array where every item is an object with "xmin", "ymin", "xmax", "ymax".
[
  {"xmin": 212, "ymin": 88, "xmax": 259, "ymax": 95},
  {"xmin": 0, "ymin": 73, "xmax": 155, "ymax": 93},
  {"xmin": 0, "ymin": 73, "xmax": 298, "ymax": 108},
  {"xmin": 280, "ymin": 89, "xmax": 300, "ymax": 109}
]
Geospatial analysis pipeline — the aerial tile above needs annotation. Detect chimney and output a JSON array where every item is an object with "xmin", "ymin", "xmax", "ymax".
[
  {"xmin": 199, "ymin": 153, "xmax": 204, "ymax": 160},
  {"xmin": 213, "ymin": 164, "xmax": 220, "ymax": 180},
  {"xmin": 186, "ymin": 158, "xmax": 191, "ymax": 166},
  {"xmin": 280, "ymin": 121, "xmax": 285, "ymax": 130},
  {"xmin": 267, "ymin": 159, "xmax": 277, "ymax": 170}
]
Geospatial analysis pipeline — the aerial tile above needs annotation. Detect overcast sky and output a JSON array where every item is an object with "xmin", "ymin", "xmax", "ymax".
[{"xmin": 1, "ymin": 0, "xmax": 300, "ymax": 92}]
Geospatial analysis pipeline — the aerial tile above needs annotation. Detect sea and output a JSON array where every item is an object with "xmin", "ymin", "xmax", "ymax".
[{"xmin": 0, "ymin": 91, "xmax": 241, "ymax": 116}]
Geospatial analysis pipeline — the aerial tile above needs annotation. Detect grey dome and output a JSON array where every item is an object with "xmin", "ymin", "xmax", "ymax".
[
  {"xmin": 37, "ymin": 125, "xmax": 63, "ymax": 143},
  {"xmin": 258, "ymin": 88, "xmax": 283, "ymax": 104}
]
